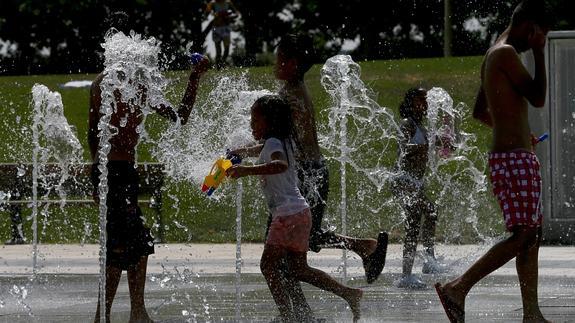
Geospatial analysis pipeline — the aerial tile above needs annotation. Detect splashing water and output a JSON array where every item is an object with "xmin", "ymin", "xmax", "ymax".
[
  {"xmin": 320, "ymin": 55, "xmax": 402, "ymax": 190},
  {"xmin": 320, "ymin": 55, "xmax": 404, "ymax": 278},
  {"xmin": 8, "ymin": 284, "xmax": 32, "ymax": 317},
  {"xmin": 31, "ymin": 84, "xmax": 83, "ymax": 166},
  {"xmin": 151, "ymin": 73, "xmax": 271, "ymax": 184},
  {"xmin": 319, "ymin": 55, "xmax": 405, "ymax": 251},
  {"xmin": 31, "ymin": 84, "xmax": 84, "ymax": 210},
  {"xmin": 97, "ymin": 31, "xmax": 270, "ymax": 321},
  {"xmin": 425, "ymin": 87, "xmax": 493, "ymax": 243},
  {"xmin": 148, "ymin": 73, "xmax": 272, "ymax": 319},
  {"xmin": 319, "ymin": 55, "xmax": 494, "ymax": 257},
  {"xmin": 97, "ymin": 30, "xmax": 171, "ymax": 321},
  {"xmin": 31, "ymin": 84, "xmax": 84, "ymax": 272}
]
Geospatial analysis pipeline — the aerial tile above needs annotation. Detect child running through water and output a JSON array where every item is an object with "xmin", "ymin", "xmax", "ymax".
[
  {"xmin": 274, "ymin": 34, "xmax": 388, "ymax": 283},
  {"xmin": 227, "ymin": 95, "xmax": 362, "ymax": 322},
  {"xmin": 392, "ymin": 88, "xmax": 448, "ymax": 289}
]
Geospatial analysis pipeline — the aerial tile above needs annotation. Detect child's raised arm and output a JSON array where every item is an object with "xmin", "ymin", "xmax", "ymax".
[{"xmin": 151, "ymin": 56, "xmax": 210, "ymax": 125}]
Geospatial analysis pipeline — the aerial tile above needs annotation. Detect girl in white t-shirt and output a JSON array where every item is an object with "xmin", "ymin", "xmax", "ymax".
[{"xmin": 228, "ymin": 95, "xmax": 362, "ymax": 322}]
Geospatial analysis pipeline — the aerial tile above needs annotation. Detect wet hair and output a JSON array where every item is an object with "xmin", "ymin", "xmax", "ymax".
[
  {"xmin": 277, "ymin": 34, "xmax": 316, "ymax": 76},
  {"xmin": 399, "ymin": 87, "xmax": 427, "ymax": 119},
  {"xmin": 511, "ymin": 0, "xmax": 552, "ymax": 28},
  {"xmin": 252, "ymin": 95, "xmax": 292, "ymax": 140}
]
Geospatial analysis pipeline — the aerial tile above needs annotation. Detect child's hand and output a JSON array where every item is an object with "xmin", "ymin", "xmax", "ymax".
[
  {"xmin": 227, "ymin": 165, "xmax": 247, "ymax": 179},
  {"xmin": 226, "ymin": 148, "xmax": 241, "ymax": 158},
  {"xmin": 528, "ymin": 25, "xmax": 547, "ymax": 51},
  {"xmin": 531, "ymin": 133, "xmax": 539, "ymax": 150}
]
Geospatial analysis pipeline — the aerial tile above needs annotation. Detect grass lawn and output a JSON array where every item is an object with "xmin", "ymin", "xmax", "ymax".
[{"xmin": 0, "ymin": 55, "xmax": 503, "ymax": 245}]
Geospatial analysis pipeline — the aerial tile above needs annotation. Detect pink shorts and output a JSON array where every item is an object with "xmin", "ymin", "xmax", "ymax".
[
  {"xmin": 488, "ymin": 150, "xmax": 543, "ymax": 231},
  {"xmin": 266, "ymin": 208, "xmax": 312, "ymax": 253}
]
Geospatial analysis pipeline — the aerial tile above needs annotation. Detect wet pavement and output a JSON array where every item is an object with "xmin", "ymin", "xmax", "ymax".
[{"xmin": 1, "ymin": 243, "xmax": 574, "ymax": 322}]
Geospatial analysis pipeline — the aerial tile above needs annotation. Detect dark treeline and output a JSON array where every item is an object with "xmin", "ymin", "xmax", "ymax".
[{"xmin": 0, "ymin": 0, "xmax": 572, "ymax": 75}]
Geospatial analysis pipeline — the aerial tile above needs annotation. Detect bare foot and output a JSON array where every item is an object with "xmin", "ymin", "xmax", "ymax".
[
  {"xmin": 435, "ymin": 282, "xmax": 466, "ymax": 323},
  {"xmin": 442, "ymin": 282, "xmax": 466, "ymax": 314},
  {"xmin": 345, "ymin": 288, "xmax": 363, "ymax": 322}
]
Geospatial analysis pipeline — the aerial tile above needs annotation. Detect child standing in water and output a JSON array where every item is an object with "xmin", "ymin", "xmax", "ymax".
[
  {"xmin": 205, "ymin": 0, "xmax": 240, "ymax": 68},
  {"xmin": 227, "ymin": 95, "xmax": 362, "ymax": 322},
  {"xmin": 393, "ymin": 87, "xmax": 447, "ymax": 289}
]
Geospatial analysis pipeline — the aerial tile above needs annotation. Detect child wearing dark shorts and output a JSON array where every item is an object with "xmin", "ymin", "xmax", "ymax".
[
  {"xmin": 91, "ymin": 161, "xmax": 154, "ymax": 269},
  {"xmin": 274, "ymin": 34, "xmax": 388, "ymax": 283},
  {"xmin": 296, "ymin": 159, "xmax": 331, "ymax": 252}
]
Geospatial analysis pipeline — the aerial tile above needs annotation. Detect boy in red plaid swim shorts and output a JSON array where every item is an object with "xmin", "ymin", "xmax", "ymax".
[
  {"xmin": 435, "ymin": 1, "xmax": 552, "ymax": 322},
  {"xmin": 489, "ymin": 150, "xmax": 543, "ymax": 230}
]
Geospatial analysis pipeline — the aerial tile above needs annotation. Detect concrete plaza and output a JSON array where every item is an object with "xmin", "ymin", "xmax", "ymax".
[{"xmin": 1, "ymin": 243, "xmax": 574, "ymax": 322}]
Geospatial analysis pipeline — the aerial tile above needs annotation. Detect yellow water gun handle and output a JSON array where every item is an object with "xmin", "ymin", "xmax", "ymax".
[{"xmin": 202, "ymin": 158, "xmax": 233, "ymax": 196}]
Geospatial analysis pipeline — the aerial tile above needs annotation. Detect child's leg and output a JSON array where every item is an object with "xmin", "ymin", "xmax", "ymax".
[
  {"xmin": 302, "ymin": 167, "xmax": 378, "ymax": 258},
  {"xmin": 287, "ymin": 251, "xmax": 362, "ymax": 322},
  {"xmin": 214, "ymin": 40, "xmax": 222, "ymax": 63},
  {"xmin": 223, "ymin": 36, "xmax": 231, "ymax": 61},
  {"xmin": 439, "ymin": 227, "xmax": 539, "ymax": 312},
  {"xmin": 420, "ymin": 197, "xmax": 437, "ymax": 258},
  {"xmin": 260, "ymin": 244, "xmax": 294, "ymax": 321},
  {"xmin": 283, "ymin": 274, "xmax": 314, "ymax": 320},
  {"xmin": 127, "ymin": 256, "xmax": 153, "ymax": 323},
  {"xmin": 94, "ymin": 265, "xmax": 122, "ymax": 323},
  {"xmin": 316, "ymin": 229, "xmax": 378, "ymax": 259},
  {"xmin": 265, "ymin": 213, "xmax": 314, "ymax": 319},
  {"xmin": 516, "ymin": 229, "xmax": 548, "ymax": 321},
  {"xmin": 402, "ymin": 204, "xmax": 422, "ymax": 276}
]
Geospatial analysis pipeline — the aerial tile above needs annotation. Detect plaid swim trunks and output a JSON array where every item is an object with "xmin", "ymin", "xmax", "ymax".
[{"xmin": 488, "ymin": 150, "xmax": 543, "ymax": 231}]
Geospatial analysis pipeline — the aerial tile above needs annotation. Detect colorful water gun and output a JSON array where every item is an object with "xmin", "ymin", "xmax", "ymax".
[{"xmin": 201, "ymin": 152, "xmax": 242, "ymax": 196}]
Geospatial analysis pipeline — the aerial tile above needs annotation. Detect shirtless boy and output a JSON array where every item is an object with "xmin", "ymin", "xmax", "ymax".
[
  {"xmin": 89, "ymin": 30, "xmax": 209, "ymax": 322},
  {"xmin": 435, "ymin": 1, "xmax": 551, "ymax": 322}
]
